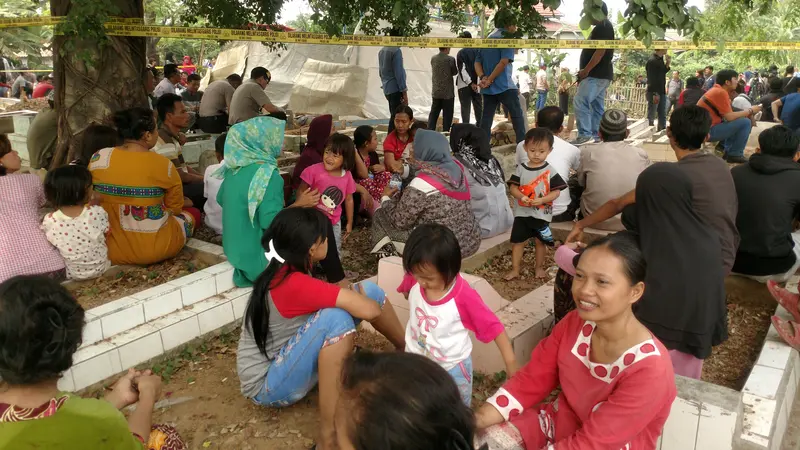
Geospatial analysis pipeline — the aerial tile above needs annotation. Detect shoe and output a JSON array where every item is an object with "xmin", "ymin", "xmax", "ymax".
[
  {"xmin": 767, "ymin": 280, "xmax": 800, "ymax": 322},
  {"xmin": 771, "ymin": 316, "xmax": 800, "ymax": 351},
  {"xmin": 726, "ymin": 155, "xmax": 748, "ymax": 164},
  {"xmin": 570, "ymin": 136, "xmax": 593, "ymax": 146},
  {"xmin": 592, "ymin": 137, "xmax": 601, "ymax": 143}
]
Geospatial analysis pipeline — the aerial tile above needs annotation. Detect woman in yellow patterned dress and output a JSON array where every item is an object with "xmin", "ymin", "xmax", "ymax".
[{"xmin": 89, "ymin": 107, "xmax": 200, "ymax": 265}]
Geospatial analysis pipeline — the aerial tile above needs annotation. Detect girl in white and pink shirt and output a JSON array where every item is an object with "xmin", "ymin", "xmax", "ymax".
[{"xmin": 398, "ymin": 223, "xmax": 519, "ymax": 406}]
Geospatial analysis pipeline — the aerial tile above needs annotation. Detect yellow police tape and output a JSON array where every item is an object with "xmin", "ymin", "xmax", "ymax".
[{"xmin": 2, "ymin": 16, "xmax": 799, "ymax": 50}]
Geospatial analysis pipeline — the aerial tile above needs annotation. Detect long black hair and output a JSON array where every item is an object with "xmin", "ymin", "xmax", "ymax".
[
  {"xmin": 340, "ymin": 351, "xmax": 476, "ymax": 450},
  {"xmin": 245, "ymin": 207, "xmax": 330, "ymax": 358}
]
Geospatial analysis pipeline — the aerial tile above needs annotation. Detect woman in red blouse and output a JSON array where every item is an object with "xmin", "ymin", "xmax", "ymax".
[{"xmin": 475, "ymin": 231, "xmax": 676, "ymax": 450}]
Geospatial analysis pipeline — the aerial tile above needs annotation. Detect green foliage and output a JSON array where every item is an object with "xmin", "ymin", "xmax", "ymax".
[
  {"xmin": 698, "ymin": 0, "xmax": 800, "ymax": 67},
  {"xmin": 286, "ymin": 13, "xmax": 327, "ymax": 33},
  {"xmin": 0, "ymin": 0, "xmax": 51, "ymax": 64},
  {"xmin": 55, "ymin": 0, "xmax": 120, "ymax": 64},
  {"xmin": 157, "ymin": 37, "xmax": 220, "ymax": 64},
  {"xmin": 581, "ymin": 0, "xmax": 701, "ymax": 48}
]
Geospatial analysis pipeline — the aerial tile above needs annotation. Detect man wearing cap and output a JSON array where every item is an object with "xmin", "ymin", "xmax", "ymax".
[
  {"xmin": 32, "ymin": 74, "xmax": 54, "ymax": 99},
  {"xmin": 575, "ymin": 109, "xmax": 650, "ymax": 230},
  {"xmin": 228, "ymin": 67, "xmax": 281, "ymax": 125},
  {"xmin": 475, "ymin": 9, "xmax": 526, "ymax": 143},
  {"xmin": 456, "ymin": 31, "xmax": 482, "ymax": 127},
  {"xmin": 26, "ymin": 90, "xmax": 58, "ymax": 169},
  {"xmin": 572, "ymin": 1, "xmax": 615, "ymax": 145}
]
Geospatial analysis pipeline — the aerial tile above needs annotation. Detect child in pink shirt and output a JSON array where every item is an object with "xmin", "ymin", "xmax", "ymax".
[
  {"xmin": 298, "ymin": 133, "xmax": 357, "ymax": 252},
  {"xmin": 398, "ymin": 223, "xmax": 519, "ymax": 406}
]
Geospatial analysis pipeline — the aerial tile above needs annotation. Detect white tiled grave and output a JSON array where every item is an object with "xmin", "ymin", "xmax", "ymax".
[{"xmin": 61, "ymin": 239, "xmax": 251, "ymax": 392}]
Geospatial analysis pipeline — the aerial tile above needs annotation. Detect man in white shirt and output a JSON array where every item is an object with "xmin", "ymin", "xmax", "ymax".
[
  {"xmin": 515, "ymin": 106, "xmax": 581, "ymax": 222},
  {"xmin": 204, "ymin": 134, "xmax": 226, "ymax": 235},
  {"xmin": 535, "ymin": 64, "xmax": 550, "ymax": 111},
  {"xmin": 515, "ymin": 66, "xmax": 532, "ymax": 110},
  {"xmin": 154, "ymin": 63, "xmax": 181, "ymax": 100}
]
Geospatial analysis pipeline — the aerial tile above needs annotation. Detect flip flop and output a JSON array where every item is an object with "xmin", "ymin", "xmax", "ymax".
[
  {"xmin": 771, "ymin": 316, "xmax": 800, "ymax": 351},
  {"xmin": 767, "ymin": 280, "xmax": 800, "ymax": 322}
]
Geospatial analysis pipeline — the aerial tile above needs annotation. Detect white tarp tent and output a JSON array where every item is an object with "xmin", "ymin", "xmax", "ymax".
[{"xmin": 201, "ymin": 21, "xmax": 494, "ymax": 121}]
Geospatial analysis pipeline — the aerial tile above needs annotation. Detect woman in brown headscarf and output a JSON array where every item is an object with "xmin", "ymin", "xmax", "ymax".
[{"xmin": 292, "ymin": 114, "xmax": 333, "ymax": 190}]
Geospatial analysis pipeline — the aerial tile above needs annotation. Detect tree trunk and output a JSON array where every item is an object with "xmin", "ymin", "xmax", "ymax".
[
  {"xmin": 147, "ymin": 37, "xmax": 161, "ymax": 64},
  {"xmin": 50, "ymin": 0, "xmax": 148, "ymax": 168}
]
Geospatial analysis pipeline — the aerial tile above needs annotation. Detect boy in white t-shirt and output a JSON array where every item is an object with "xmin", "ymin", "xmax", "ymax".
[{"xmin": 203, "ymin": 134, "xmax": 226, "ymax": 235}]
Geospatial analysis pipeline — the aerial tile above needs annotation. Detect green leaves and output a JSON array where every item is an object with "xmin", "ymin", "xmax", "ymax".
[
  {"xmin": 619, "ymin": 0, "xmax": 698, "ymax": 47},
  {"xmin": 579, "ymin": 14, "xmax": 592, "ymax": 30},
  {"xmin": 591, "ymin": 8, "xmax": 605, "ymax": 21}
]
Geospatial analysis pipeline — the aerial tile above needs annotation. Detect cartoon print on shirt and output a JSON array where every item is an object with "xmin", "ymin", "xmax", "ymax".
[
  {"xmin": 318, "ymin": 185, "xmax": 344, "ymax": 216},
  {"xmin": 518, "ymin": 169, "xmax": 554, "ymax": 215},
  {"xmin": 411, "ymin": 307, "xmax": 447, "ymax": 361}
]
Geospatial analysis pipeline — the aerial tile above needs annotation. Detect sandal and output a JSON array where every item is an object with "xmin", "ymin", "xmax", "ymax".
[
  {"xmin": 767, "ymin": 280, "xmax": 800, "ymax": 322},
  {"xmin": 771, "ymin": 316, "xmax": 800, "ymax": 351}
]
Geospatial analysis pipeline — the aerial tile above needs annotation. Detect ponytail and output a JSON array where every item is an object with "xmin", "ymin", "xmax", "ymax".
[{"xmin": 243, "ymin": 208, "xmax": 330, "ymax": 359}]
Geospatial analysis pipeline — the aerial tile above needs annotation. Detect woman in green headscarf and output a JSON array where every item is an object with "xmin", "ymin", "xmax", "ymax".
[{"xmin": 216, "ymin": 115, "xmax": 319, "ymax": 287}]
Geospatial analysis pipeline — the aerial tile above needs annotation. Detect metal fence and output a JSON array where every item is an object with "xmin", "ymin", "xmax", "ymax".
[{"xmin": 535, "ymin": 82, "xmax": 649, "ymax": 119}]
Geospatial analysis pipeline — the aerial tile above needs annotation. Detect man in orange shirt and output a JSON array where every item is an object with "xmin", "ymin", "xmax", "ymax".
[{"xmin": 699, "ymin": 69, "xmax": 762, "ymax": 163}]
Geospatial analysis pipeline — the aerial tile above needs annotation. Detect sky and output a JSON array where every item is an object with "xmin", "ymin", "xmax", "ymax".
[{"xmin": 278, "ymin": 0, "xmax": 706, "ymax": 28}]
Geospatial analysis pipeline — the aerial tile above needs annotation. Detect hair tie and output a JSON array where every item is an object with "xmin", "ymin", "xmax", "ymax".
[{"xmin": 264, "ymin": 239, "xmax": 285, "ymax": 264}]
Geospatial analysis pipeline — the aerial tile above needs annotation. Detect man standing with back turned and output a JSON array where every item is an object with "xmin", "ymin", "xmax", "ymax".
[
  {"xmin": 572, "ymin": 2, "xmax": 615, "ymax": 145},
  {"xmin": 645, "ymin": 49, "xmax": 670, "ymax": 131},
  {"xmin": 475, "ymin": 9, "xmax": 526, "ymax": 143},
  {"xmin": 378, "ymin": 28, "xmax": 408, "ymax": 133}
]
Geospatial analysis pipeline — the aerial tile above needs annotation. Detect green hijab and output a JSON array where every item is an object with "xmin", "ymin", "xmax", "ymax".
[{"xmin": 213, "ymin": 116, "xmax": 285, "ymax": 223}]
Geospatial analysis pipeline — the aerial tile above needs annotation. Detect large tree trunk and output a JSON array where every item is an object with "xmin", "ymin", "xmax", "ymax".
[{"xmin": 50, "ymin": 0, "xmax": 148, "ymax": 168}]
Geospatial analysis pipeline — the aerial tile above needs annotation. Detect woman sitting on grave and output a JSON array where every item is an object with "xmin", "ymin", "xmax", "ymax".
[
  {"xmin": 89, "ymin": 107, "xmax": 202, "ymax": 265},
  {"xmin": 215, "ymin": 114, "xmax": 338, "ymax": 288},
  {"xmin": 0, "ymin": 275, "xmax": 187, "ymax": 449},
  {"xmin": 291, "ymin": 114, "xmax": 334, "ymax": 190},
  {"xmin": 236, "ymin": 207, "xmax": 405, "ymax": 450},
  {"xmin": 450, "ymin": 123, "xmax": 513, "ymax": 239},
  {"xmin": 370, "ymin": 129, "xmax": 481, "ymax": 258},
  {"xmin": 0, "ymin": 135, "xmax": 66, "ymax": 284},
  {"xmin": 474, "ymin": 232, "xmax": 677, "ymax": 450}
]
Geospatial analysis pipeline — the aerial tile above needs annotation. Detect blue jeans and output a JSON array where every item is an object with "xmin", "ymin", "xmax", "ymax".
[
  {"xmin": 252, "ymin": 281, "xmax": 386, "ymax": 407},
  {"xmin": 709, "ymin": 117, "xmax": 752, "ymax": 158},
  {"xmin": 536, "ymin": 89, "xmax": 548, "ymax": 111},
  {"xmin": 646, "ymin": 91, "xmax": 667, "ymax": 130},
  {"xmin": 481, "ymin": 89, "xmax": 526, "ymax": 144},
  {"xmin": 447, "ymin": 357, "xmax": 473, "ymax": 406},
  {"xmin": 574, "ymin": 77, "xmax": 611, "ymax": 139}
]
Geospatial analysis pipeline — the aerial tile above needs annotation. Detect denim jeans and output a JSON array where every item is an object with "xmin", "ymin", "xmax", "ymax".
[
  {"xmin": 573, "ymin": 77, "xmax": 611, "ymax": 139},
  {"xmin": 481, "ymin": 89, "xmax": 526, "ymax": 144},
  {"xmin": 252, "ymin": 281, "xmax": 387, "ymax": 407},
  {"xmin": 536, "ymin": 89, "xmax": 548, "ymax": 111},
  {"xmin": 708, "ymin": 117, "xmax": 752, "ymax": 158},
  {"xmin": 646, "ymin": 91, "xmax": 667, "ymax": 130},
  {"xmin": 428, "ymin": 97, "xmax": 455, "ymax": 132},
  {"xmin": 446, "ymin": 357, "xmax": 474, "ymax": 406},
  {"xmin": 386, "ymin": 91, "xmax": 404, "ymax": 133},
  {"xmin": 458, "ymin": 86, "xmax": 482, "ymax": 127}
]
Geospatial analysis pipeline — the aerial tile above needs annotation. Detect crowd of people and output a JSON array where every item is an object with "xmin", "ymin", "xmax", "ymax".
[{"xmin": 5, "ymin": 6, "xmax": 800, "ymax": 450}]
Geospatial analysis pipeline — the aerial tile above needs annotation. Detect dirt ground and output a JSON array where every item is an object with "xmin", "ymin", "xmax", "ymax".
[
  {"xmin": 65, "ymin": 250, "xmax": 211, "ymax": 310},
  {"xmin": 98, "ymin": 328, "xmax": 504, "ymax": 450},
  {"xmin": 469, "ymin": 244, "xmax": 556, "ymax": 301},
  {"xmin": 702, "ymin": 285, "xmax": 775, "ymax": 390}
]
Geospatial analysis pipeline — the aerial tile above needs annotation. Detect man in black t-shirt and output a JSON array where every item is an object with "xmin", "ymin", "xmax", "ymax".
[
  {"xmin": 572, "ymin": 2, "xmax": 615, "ymax": 145},
  {"xmin": 645, "ymin": 49, "xmax": 670, "ymax": 131}
]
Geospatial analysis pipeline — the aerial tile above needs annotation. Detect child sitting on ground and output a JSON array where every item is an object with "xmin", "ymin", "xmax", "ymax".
[
  {"xmin": 0, "ymin": 275, "xmax": 185, "ymax": 449},
  {"xmin": 42, "ymin": 165, "xmax": 111, "ymax": 280},
  {"xmin": 398, "ymin": 224, "xmax": 518, "ymax": 406},
  {"xmin": 298, "ymin": 133, "xmax": 357, "ymax": 252},
  {"xmin": 353, "ymin": 125, "xmax": 392, "ymax": 215},
  {"xmin": 337, "ymin": 351, "xmax": 480, "ymax": 450},
  {"xmin": 203, "ymin": 133, "xmax": 226, "ymax": 235},
  {"xmin": 506, "ymin": 128, "xmax": 567, "ymax": 281}
]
